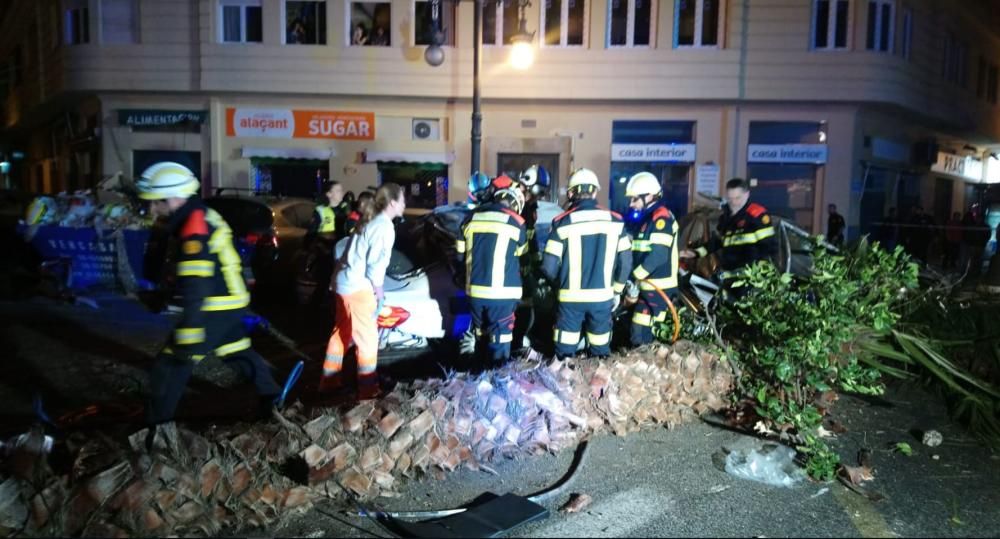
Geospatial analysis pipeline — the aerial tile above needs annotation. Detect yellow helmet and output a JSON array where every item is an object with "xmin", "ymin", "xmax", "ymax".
[
  {"xmin": 625, "ymin": 171, "xmax": 661, "ymax": 198},
  {"xmin": 568, "ymin": 168, "xmax": 601, "ymax": 192},
  {"xmin": 136, "ymin": 162, "xmax": 199, "ymax": 200}
]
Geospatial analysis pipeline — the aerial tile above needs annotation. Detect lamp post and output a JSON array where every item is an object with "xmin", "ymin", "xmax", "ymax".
[{"xmin": 424, "ymin": 0, "xmax": 534, "ymax": 176}]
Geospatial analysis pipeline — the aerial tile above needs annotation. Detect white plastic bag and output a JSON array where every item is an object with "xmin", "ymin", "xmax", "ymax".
[{"xmin": 723, "ymin": 444, "xmax": 806, "ymax": 488}]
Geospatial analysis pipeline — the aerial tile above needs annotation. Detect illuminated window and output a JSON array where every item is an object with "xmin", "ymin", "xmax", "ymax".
[
  {"xmin": 66, "ymin": 0, "xmax": 90, "ymax": 45},
  {"xmin": 542, "ymin": 0, "xmax": 585, "ymax": 47},
  {"xmin": 415, "ymin": 0, "xmax": 456, "ymax": 46},
  {"xmin": 285, "ymin": 1, "xmax": 326, "ymax": 45},
  {"xmin": 865, "ymin": 0, "xmax": 893, "ymax": 52},
  {"xmin": 350, "ymin": 2, "xmax": 391, "ymax": 46},
  {"xmin": 482, "ymin": 0, "xmax": 520, "ymax": 46},
  {"xmin": 219, "ymin": 0, "xmax": 262, "ymax": 43}
]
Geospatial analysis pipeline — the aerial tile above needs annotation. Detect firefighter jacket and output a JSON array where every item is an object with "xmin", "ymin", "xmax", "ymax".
[
  {"xmin": 694, "ymin": 199, "xmax": 777, "ymax": 273},
  {"xmin": 631, "ymin": 200, "xmax": 679, "ymax": 293},
  {"xmin": 455, "ymin": 202, "xmax": 528, "ymax": 300},
  {"xmin": 169, "ymin": 197, "xmax": 251, "ymax": 356},
  {"xmin": 541, "ymin": 199, "xmax": 632, "ymax": 302}
]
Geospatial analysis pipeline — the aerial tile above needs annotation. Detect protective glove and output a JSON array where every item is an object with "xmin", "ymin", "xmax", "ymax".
[{"xmin": 459, "ymin": 328, "xmax": 477, "ymax": 355}]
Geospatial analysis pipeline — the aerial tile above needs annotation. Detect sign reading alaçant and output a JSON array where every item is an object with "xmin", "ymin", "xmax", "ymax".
[
  {"xmin": 611, "ymin": 144, "xmax": 696, "ymax": 162},
  {"xmin": 747, "ymin": 144, "xmax": 828, "ymax": 164},
  {"xmin": 119, "ymin": 109, "xmax": 207, "ymax": 127},
  {"xmin": 226, "ymin": 108, "xmax": 375, "ymax": 140}
]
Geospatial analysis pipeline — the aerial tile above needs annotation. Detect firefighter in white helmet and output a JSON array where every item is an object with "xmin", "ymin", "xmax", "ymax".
[
  {"xmin": 541, "ymin": 168, "xmax": 632, "ymax": 359},
  {"xmin": 624, "ymin": 171, "xmax": 679, "ymax": 346},
  {"xmin": 136, "ymin": 162, "xmax": 280, "ymax": 429}
]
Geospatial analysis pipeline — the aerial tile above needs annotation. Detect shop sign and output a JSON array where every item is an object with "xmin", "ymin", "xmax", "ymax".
[
  {"xmin": 987, "ymin": 155, "xmax": 1000, "ymax": 184},
  {"xmin": 931, "ymin": 152, "xmax": 982, "ymax": 182},
  {"xmin": 610, "ymin": 143, "xmax": 696, "ymax": 162},
  {"xmin": 226, "ymin": 108, "xmax": 375, "ymax": 140},
  {"xmin": 748, "ymin": 144, "xmax": 828, "ymax": 164},
  {"xmin": 119, "ymin": 109, "xmax": 207, "ymax": 127}
]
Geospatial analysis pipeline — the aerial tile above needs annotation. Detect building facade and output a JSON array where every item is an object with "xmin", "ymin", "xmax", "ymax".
[{"xmin": 3, "ymin": 0, "xmax": 1000, "ymax": 238}]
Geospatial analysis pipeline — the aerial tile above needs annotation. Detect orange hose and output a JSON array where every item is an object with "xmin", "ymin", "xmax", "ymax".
[{"xmin": 642, "ymin": 279, "xmax": 681, "ymax": 343}]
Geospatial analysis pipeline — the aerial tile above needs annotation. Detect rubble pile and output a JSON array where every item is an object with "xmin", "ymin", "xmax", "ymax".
[
  {"xmin": 0, "ymin": 343, "xmax": 734, "ymax": 537},
  {"xmin": 23, "ymin": 191, "xmax": 150, "ymax": 232}
]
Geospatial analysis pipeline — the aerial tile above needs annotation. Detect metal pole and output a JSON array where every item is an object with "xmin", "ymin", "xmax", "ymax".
[{"xmin": 471, "ymin": 0, "xmax": 483, "ymax": 176}]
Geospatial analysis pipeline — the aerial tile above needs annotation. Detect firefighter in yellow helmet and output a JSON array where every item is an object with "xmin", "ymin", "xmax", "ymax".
[
  {"xmin": 541, "ymin": 168, "xmax": 631, "ymax": 359},
  {"xmin": 624, "ymin": 171, "xmax": 679, "ymax": 346},
  {"xmin": 136, "ymin": 162, "xmax": 280, "ymax": 428}
]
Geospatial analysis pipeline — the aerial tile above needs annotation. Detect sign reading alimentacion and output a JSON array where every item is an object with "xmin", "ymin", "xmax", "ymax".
[{"xmin": 226, "ymin": 108, "xmax": 375, "ymax": 140}]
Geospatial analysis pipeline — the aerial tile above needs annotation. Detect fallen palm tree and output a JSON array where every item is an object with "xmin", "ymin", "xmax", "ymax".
[{"xmin": 0, "ymin": 343, "xmax": 733, "ymax": 537}]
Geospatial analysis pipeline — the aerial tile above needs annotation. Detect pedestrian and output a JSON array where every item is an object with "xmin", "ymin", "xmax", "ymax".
[
  {"xmin": 320, "ymin": 183, "xmax": 406, "ymax": 400},
  {"xmin": 827, "ymin": 203, "xmax": 846, "ymax": 246},
  {"xmin": 456, "ymin": 175, "xmax": 528, "ymax": 364},
  {"xmin": 682, "ymin": 177, "xmax": 777, "ymax": 287},
  {"xmin": 345, "ymin": 190, "xmax": 374, "ymax": 236},
  {"xmin": 622, "ymin": 171, "xmax": 680, "ymax": 346},
  {"xmin": 541, "ymin": 168, "xmax": 631, "ymax": 359},
  {"xmin": 943, "ymin": 212, "xmax": 963, "ymax": 270},
  {"xmin": 137, "ymin": 162, "xmax": 280, "ymax": 431}
]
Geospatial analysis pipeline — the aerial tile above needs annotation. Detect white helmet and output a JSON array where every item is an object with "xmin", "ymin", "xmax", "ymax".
[
  {"xmin": 625, "ymin": 171, "xmax": 661, "ymax": 198},
  {"xmin": 136, "ymin": 162, "xmax": 200, "ymax": 201},
  {"xmin": 494, "ymin": 186, "xmax": 526, "ymax": 215},
  {"xmin": 568, "ymin": 168, "xmax": 600, "ymax": 192}
]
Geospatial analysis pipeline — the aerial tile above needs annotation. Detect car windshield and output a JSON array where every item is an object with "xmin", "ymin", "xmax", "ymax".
[{"xmin": 204, "ymin": 198, "xmax": 273, "ymax": 235}]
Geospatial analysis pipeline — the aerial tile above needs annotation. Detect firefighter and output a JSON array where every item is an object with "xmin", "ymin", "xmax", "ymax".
[
  {"xmin": 517, "ymin": 164, "xmax": 550, "ymax": 250},
  {"xmin": 455, "ymin": 175, "xmax": 528, "ymax": 364},
  {"xmin": 680, "ymin": 177, "xmax": 777, "ymax": 283},
  {"xmin": 136, "ymin": 162, "xmax": 280, "ymax": 427},
  {"xmin": 623, "ymin": 171, "xmax": 680, "ymax": 346},
  {"xmin": 541, "ymin": 168, "xmax": 631, "ymax": 359}
]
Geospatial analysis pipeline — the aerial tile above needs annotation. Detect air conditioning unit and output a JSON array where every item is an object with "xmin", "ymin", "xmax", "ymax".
[{"xmin": 412, "ymin": 118, "xmax": 441, "ymax": 141}]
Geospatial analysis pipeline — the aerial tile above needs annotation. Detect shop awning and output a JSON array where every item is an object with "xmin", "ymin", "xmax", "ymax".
[
  {"xmin": 363, "ymin": 151, "xmax": 455, "ymax": 164},
  {"xmin": 241, "ymin": 147, "xmax": 334, "ymax": 160}
]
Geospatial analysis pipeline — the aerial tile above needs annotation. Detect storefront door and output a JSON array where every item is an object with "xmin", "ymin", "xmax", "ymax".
[
  {"xmin": 377, "ymin": 162, "xmax": 449, "ymax": 209},
  {"xmin": 497, "ymin": 153, "xmax": 560, "ymax": 202},
  {"xmin": 251, "ymin": 158, "xmax": 326, "ymax": 198}
]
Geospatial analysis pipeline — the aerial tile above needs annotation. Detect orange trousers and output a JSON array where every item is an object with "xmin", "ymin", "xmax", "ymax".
[{"xmin": 324, "ymin": 289, "xmax": 378, "ymax": 378}]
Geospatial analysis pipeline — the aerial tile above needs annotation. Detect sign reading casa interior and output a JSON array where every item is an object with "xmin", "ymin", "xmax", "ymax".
[
  {"xmin": 119, "ymin": 109, "xmax": 208, "ymax": 127},
  {"xmin": 225, "ymin": 108, "xmax": 375, "ymax": 140},
  {"xmin": 611, "ymin": 143, "xmax": 696, "ymax": 162},
  {"xmin": 748, "ymin": 144, "xmax": 828, "ymax": 164}
]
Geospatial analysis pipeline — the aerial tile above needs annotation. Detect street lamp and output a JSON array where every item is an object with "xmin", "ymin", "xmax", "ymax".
[{"xmin": 424, "ymin": 0, "xmax": 535, "ymax": 175}]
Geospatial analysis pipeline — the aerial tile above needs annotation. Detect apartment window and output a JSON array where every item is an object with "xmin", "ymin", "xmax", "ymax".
[
  {"xmin": 351, "ymin": 2, "xmax": 391, "ymax": 46},
  {"xmin": 977, "ymin": 56, "xmax": 987, "ymax": 98},
  {"xmin": 65, "ymin": 0, "xmax": 90, "ymax": 45},
  {"xmin": 415, "ymin": 0, "xmax": 456, "ymax": 46},
  {"xmin": 865, "ymin": 0, "xmax": 893, "ymax": 52},
  {"xmin": 898, "ymin": 6, "xmax": 911, "ymax": 59},
  {"xmin": 220, "ymin": 0, "xmax": 262, "ymax": 43},
  {"xmin": 989, "ymin": 64, "xmax": 999, "ymax": 105},
  {"xmin": 285, "ymin": 1, "xmax": 326, "ymax": 44},
  {"xmin": 101, "ymin": 0, "xmax": 138, "ymax": 44},
  {"xmin": 608, "ymin": 0, "xmax": 654, "ymax": 47},
  {"xmin": 812, "ymin": 0, "xmax": 849, "ymax": 50},
  {"xmin": 675, "ymin": 0, "xmax": 721, "ymax": 48},
  {"xmin": 942, "ymin": 33, "xmax": 967, "ymax": 86},
  {"xmin": 482, "ymin": 0, "xmax": 519, "ymax": 46},
  {"xmin": 542, "ymin": 0, "xmax": 585, "ymax": 46}
]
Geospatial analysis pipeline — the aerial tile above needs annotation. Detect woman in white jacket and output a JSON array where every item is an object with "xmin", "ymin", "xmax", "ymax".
[{"xmin": 320, "ymin": 183, "xmax": 405, "ymax": 400}]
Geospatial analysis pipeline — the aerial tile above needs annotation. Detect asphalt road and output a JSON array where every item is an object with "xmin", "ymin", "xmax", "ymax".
[{"xmin": 2, "ymin": 294, "xmax": 999, "ymax": 537}]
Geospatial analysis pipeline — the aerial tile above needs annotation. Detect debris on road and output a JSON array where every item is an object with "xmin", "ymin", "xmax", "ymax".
[
  {"xmin": 922, "ymin": 430, "xmax": 943, "ymax": 447},
  {"xmin": 723, "ymin": 444, "xmax": 805, "ymax": 487},
  {"xmin": 560, "ymin": 493, "xmax": 593, "ymax": 513}
]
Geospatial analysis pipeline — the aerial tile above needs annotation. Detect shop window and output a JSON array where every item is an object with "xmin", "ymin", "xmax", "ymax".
[
  {"xmin": 350, "ymin": 2, "xmax": 391, "ymax": 46},
  {"xmin": 747, "ymin": 121, "xmax": 827, "ymax": 232},
  {"xmin": 415, "ymin": 0, "xmax": 456, "ymax": 46},
  {"xmin": 609, "ymin": 120, "xmax": 696, "ymax": 217},
  {"xmin": 66, "ymin": 1, "xmax": 90, "ymax": 45},
  {"xmin": 811, "ymin": 0, "xmax": 849, "ymax": 50},
  {"xmin": 675, "ymin": 0, "xmax": 721, "ymax": 48},
  {"xmin": 102, "ymin": 0, "xmax": 138, "ymax": 44},
  {"xmin": 220, "ymin": 0, "xmax": 263, "ymax": 43},
  {"xmin": 865, "ymin": 0, "xmax": 893, "ymax": 53},
  {"xmin": 482, "ymin": 0, "xmax": 520, "ymax": 46},
  {"xmin": 542, "ymin": 0, "xmax": 585, "ymax": 47},
  {"xmin": 285, "ymin": 1, "xmax": 326, "ymax": 44},
  {"xmin": 378, "ymin": 163, "xmax": 449, "ymax": 209},
  {"xmin": 898, "ymin": 6, "xmax": 911, "ymax": 59},
  {"xmin": 607, "ymin": 0, "xmax": 654, "ymax": 47}
]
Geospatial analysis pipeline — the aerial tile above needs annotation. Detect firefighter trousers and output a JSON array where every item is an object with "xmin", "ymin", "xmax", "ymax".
[
  {"xmin": 554, "ymin": 299, "xmax": 613, "ymax": 358},
  {"xmin": 147, "ymin": 313, "xmax": 280, "ymax": 425},
  {"xmin": 468, "ymin": 298, "xmax": 518, "ymax": 364},
  {"xmin": 630, "ymin": 288, "xmax": 678, "ymax": 346}
]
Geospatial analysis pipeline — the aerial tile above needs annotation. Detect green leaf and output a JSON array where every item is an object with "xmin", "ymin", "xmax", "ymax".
[{"xmin": 894, "ymin": 442, "xmax": 913, "ymax": 456}]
